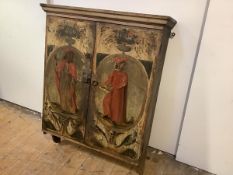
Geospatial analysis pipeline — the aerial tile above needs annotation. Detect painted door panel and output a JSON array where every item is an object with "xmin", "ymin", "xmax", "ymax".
[
  {"xmin": 85, "ymin": 23, "xmax": 163, "ymax": 161},
  {"xmin": 42, "ymin": 16, "xmax": 95, "ymax": 142}
]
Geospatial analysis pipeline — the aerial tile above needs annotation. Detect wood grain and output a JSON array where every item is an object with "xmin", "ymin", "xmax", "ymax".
[{"xmin": 0, "ymin": 101, "xmax": 214, "ymax": 175}]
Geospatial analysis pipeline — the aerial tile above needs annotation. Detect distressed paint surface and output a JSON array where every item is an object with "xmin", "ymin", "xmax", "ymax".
[
  {"xmin": 86, "ymin": 23, "xmax": 163, "ymax": 160},
  {"xmin": 43, "ymin": 16, "xmax": 95, "ymax": 142},
  {"xmin": 96, "ymin": 23, "xmax": 162, "ymax": 61},
  {"xmin": 46, "ymin": 16, "xmax": 95, "ymax": 58},
  {"xmin": 40, "ymin": 6, "xmax": 174, "ymax": 169}
]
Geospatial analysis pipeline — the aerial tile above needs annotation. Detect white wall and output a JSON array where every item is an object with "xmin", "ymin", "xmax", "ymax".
[
  {"xmin": 0, "ymin": 0, "xmax": 45, "ymax": 111},
  {"xmin": 0, "ymin": 0, "xmax": 206, "ymax": 155},
  {"xmin": 176, "ymin": 1, "xmax": 233, "ymax": 174}
]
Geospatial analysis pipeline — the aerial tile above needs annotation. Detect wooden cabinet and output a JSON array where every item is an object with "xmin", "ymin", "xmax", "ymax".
[{"xmin": 41, "ymin": 4, "xmax": 176, "ymax": 174}]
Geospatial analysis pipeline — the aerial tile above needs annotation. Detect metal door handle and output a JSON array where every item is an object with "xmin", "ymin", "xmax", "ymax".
[{"xmin": 92, "ymin": 80, "xmax": 99, "ymax": 86}]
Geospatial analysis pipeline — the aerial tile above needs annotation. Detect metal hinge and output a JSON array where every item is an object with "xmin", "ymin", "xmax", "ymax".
[{"xmin": 170, "ymin": 32, "xmax": 176, "ymax": 39}]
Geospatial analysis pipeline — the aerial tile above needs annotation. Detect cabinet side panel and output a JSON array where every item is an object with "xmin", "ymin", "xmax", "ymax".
[{"xmin": 142, "ymin": 28, "xmax": 171, "ymax": 156}]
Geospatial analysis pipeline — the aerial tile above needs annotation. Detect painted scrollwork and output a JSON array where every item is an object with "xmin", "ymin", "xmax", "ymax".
[{"xmin": 43, "ymin": 100, "xmax": 84, "ymax": 140}]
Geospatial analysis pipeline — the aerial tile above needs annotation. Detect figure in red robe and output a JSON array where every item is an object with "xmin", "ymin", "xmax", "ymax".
[
  {"xmin": 55, "ymin": 50, "xmax": 78, "ymax": 114},
  {"xmin": 103, "ymin": 57, "xmax": 128, "ymax": 125}
]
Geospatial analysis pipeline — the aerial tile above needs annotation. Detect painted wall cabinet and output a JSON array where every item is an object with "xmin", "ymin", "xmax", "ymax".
[{"xmin": 41, "ymin": 4, "xmax": 176, "ymax": 174}]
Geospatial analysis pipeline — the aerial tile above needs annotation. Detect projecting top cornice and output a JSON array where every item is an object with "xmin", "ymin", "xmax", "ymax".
[{"xmin": 40, "ymin": 3, "xmax": 177, "ymax": 30}]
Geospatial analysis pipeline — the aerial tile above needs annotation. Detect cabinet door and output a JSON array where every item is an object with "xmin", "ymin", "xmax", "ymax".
[
  {"xmin": 86, "ymin": 23, "xmax": 163, "ymax": 161},
  {"xmin": 42, "ymin": 16, "xmax": 95, "ymax": 142}
]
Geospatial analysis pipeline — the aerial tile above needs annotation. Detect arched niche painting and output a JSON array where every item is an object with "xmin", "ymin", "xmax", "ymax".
[
  {"xmin": 86, "ymin": 24, "xmax": 156, "ymax": 160},
  {"xmin": 94, "ymin": 54, "xmax": 149, "ymax": 130},
  {"xmin": 43, "ymin": 46, "xmax": 88, "ymax": 141}
]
